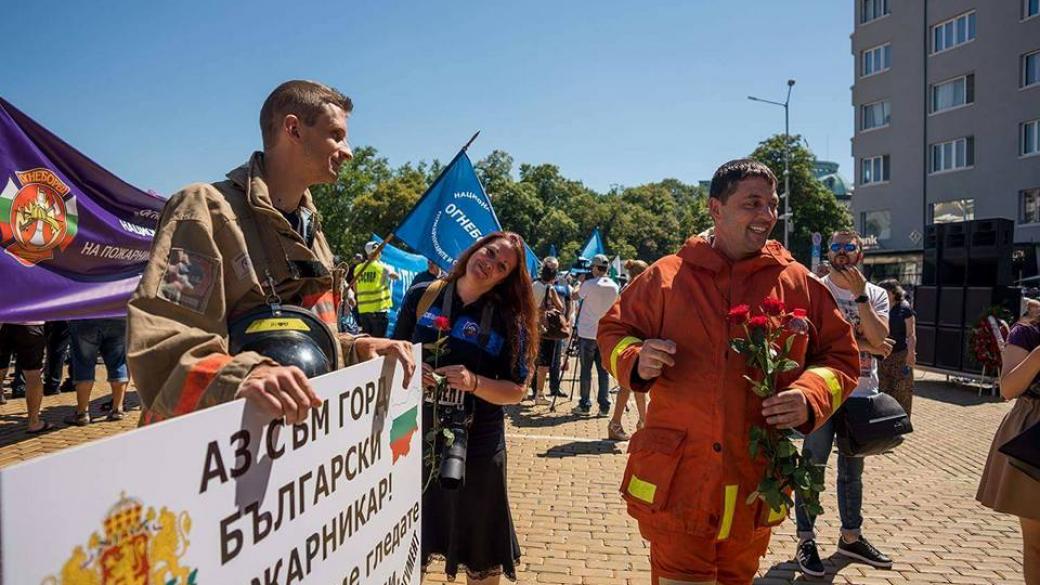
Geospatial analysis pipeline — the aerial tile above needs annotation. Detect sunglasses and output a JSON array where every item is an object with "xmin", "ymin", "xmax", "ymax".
[{"xmin": 829, "ymin": 242, "xmax": 859, "ymax": 253}]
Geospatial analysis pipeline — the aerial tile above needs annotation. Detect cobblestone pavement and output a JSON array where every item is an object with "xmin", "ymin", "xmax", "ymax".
[{"xmin": 0, "ymin": 371, "xmax": 1026, "ymax": 583}]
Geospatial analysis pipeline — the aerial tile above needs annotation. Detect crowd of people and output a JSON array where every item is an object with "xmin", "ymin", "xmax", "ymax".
[
  {"xmin": 3, "ymin": 79, "xmax": 1037, "ymax": 584},
  {"xmin": 1, "ymin": 318, "xmax": 129, "ymax": 433}
]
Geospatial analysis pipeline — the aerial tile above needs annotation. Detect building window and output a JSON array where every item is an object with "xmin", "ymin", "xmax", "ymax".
[
  {"xmin": 1021, "ymin": 189, "xmax": 1040, "ymax": 224},
  {"xmin": 862, "ymin": 44, "xmax": 892, "ymax": 76},
  {"xmin": 1023, "ymin": 119, "xmax": 1040, "ymax": 156},
  {"xmin": 861, "ymin": 100, "xmax": 891, "ymax": 131},
  {"xmin": 861, "ymin": 0, "xmax": 889, "ymax": 24},
  {"xmin": 930, "ymin": 199, "xmax": 975, "ymax": 224},
  {"xmin": 930, "ymin": 137, "xmax": 975, "ymax": 173},
  {"xmin": 1024, "ymin": 51, "xmax": 1040, "ymax": 88},
  {"xmin": 862, "ymin": 210, "xmax": 892, "ymax": 241},
  {"xmin": 861, "ymin": 155, "xmax": 890, "ymax": 185},
  {"xmin": 931, "ymin": 74, "xmax": 974, "ymax": 113},
  {"xmin": 1025, "ymin": 0, "xmax": 1039, "ymax": 19},
  {"xmin": 932, "ymin": 12, "xmax": 976, "ymax": 54}
]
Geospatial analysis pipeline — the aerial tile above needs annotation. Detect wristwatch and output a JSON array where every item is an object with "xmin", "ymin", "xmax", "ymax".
[{"xmin": 855, "ymin": 294, "xmax": 869, "ymax": 304}]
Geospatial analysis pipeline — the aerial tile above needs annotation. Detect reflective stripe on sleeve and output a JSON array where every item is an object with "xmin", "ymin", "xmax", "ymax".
[
  {"xmin": 806, "ymin": 366, "xmax": 844, "ymax": 410},
  {"xmin": 716, "ymin": 484, "xmax": 739, "ymax": 541},
  {"xmin": 174, "ymin": 354, "xmax": 233, "ymax": 415},
  {"xmin": 767, "ymin": 503, "xmax": 788, "ymax": 523},
  {"xmin": 610, "ymin": 336, "xmax": 643, "ymax": 378}
]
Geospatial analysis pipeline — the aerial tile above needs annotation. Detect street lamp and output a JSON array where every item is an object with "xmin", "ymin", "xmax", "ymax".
[{"xmin": 748, "ymin": 79, "xmax": 796, "ymax": 249}]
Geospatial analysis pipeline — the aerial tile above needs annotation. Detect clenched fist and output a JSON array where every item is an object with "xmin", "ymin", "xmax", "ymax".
[{"xmin": 636, "ymin": 339, "xmax": 677, "ymax": 381}]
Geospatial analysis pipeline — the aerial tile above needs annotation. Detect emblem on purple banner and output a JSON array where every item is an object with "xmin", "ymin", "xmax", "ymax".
[{"xmin": 0, "ymin": 167, "xmax": 79, "ymax": 267}]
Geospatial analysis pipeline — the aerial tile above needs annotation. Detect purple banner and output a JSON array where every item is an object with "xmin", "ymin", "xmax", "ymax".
[{"xmin": 0, "ymin": 98, "xmax": 164, "ymax": 322}]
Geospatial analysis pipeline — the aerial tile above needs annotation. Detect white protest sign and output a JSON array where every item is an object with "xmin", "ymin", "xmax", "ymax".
[{"xmin": 1, "ymin": 348, "xmax": 422, "ymax": 585}]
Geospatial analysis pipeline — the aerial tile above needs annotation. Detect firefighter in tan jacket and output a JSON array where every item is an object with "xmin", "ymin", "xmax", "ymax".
[
  {"xmin": 128, "ymin": 80, "xmax": 414, "ymax": 426},
  {"xmin": 597, "ymin": 159, "xmax": 859, "ymax": 585}
]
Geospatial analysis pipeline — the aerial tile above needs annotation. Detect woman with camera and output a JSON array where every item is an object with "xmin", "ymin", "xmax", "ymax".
[{"xmin": 393, "ymin": 231, "xmax": 539, "ymax": 584}]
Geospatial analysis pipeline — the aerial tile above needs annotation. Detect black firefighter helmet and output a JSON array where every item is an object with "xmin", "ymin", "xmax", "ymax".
[{"xmin": 228, "ymin": 305, "xmax": 339, "ymax": 378}]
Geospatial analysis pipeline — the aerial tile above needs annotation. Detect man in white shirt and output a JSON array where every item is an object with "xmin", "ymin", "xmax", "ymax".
[
  {"xmin": 794, "ymin": 231, "xmax": 895, "ymax": 577},
  {"xmin": 573, "ymin": 254, "xmax": 619, "ymax": 416}
]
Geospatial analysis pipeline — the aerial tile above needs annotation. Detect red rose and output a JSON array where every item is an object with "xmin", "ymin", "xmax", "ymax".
[
  {"xmin": 433, "ymin": 316, "xmax": 451, "ymax": 332},
  {"xmin": 791, "ymin": 308, "xmax": 808, "ymax": 318},
  {"xmin": 762, "ymin": 297, "xmax": 786, "ymax": 316},
  {"xmin": 748, "ymin": 315, "xmax": 770, "ymax": 330},
  {"xmin": 727, "ymin": 304, "xmax": 751, "ymax": 325}
]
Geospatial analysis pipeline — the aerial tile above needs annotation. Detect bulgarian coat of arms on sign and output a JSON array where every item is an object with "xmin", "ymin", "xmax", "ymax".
[
  {"xmin": 0, "ymin": 167, "xmax": 78, "ymax": 267},
  {"xmin": 42, "ymin": 493, "xmax": 197, "ymax": 585}
]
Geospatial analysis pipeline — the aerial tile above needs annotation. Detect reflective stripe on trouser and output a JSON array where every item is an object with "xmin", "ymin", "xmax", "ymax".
[{"xmin": 806, "ymin": 366, "xmax": 844, "ymax": 410}]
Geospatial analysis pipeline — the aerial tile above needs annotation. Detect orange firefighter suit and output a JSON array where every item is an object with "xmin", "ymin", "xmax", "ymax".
[{"xmin": 597, "ymin": 237, "xmax": 859, "ymax": 585}]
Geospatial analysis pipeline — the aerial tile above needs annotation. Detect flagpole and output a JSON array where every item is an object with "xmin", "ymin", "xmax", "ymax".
[{"xmin": 347, "ymin": 131, "xmax": 481, "ymax": 288}]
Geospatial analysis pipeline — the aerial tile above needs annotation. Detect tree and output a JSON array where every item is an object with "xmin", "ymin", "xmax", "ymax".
[{"xmin": 750, "ymin": 134, "xmax": 852, "ymax": 264}]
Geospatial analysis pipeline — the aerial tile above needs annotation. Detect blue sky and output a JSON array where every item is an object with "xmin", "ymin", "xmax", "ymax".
[{"xmin": 3, "ymin": 1, "xmax": 853, "ymax": 196}]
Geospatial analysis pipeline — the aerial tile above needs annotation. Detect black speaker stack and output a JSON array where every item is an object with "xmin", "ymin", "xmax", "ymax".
[{"xmin": 915, "ymin": 218, "xmax": 1020, "ymax": 373}]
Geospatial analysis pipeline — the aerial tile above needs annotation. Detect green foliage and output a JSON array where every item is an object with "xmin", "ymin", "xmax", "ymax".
[{"xmin": 750, "ymin": 134, "xmax": 852, "ymax": 265}]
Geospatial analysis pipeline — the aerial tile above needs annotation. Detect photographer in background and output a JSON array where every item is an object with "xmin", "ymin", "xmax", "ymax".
[{"xmin": 393, "ymin": 232, "xmax": 538, "ymax": 584}]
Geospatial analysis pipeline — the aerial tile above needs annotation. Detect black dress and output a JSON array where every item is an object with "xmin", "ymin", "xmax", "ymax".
[{"xmin": 393, "ymin": 280, "xmax": 527, "ymax": 581}]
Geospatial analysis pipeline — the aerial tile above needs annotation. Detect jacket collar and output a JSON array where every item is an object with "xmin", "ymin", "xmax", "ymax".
[
  {"xmin": 677, "ymin": 236, "xmax": 794, "ymax": 274},
  {"xmin": 226, "ymin": 152, "xmax": 317, "ymax": 215}
]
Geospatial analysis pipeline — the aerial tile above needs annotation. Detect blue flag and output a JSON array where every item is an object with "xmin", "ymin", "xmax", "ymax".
[
  {"xmin": 395, "ymin": 149, "xmax": 538, "ymax": 275},
  {"xmin": 578, "ymin": 227, "xmax": 606, "ymax": 260},
  {"xmin": 370, "ymin": 234, "xmax": 428, "ymax": 334}
]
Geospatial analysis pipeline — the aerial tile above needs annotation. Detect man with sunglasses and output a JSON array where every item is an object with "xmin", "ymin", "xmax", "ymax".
[{"xmin": 793, "ymin": 230, "xmax": 894, "ymax": 577}]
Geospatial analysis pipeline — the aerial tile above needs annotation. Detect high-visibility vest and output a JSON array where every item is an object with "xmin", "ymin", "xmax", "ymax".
[{"xmin": 356, "ymin": 261, "xmax": 393, "ymax": 313}]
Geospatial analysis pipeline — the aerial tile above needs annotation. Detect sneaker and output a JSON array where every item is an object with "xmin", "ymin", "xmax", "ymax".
[
  {"xmin": 63, "ymin": 411, "xmax": 91, "ymax": 427},
  {"xmin": 796, "ymin": 539, "xmax": 825, "ymax": 577},
  {"xmin": 607, "ymin": 422, "xmax": 630, "ymax": 441},
  {"xmin": 572, "ymin": 404, "xmax": 591, "ymax": 416},
  {"xmin": 534, "ymin": 395, "xmax": 550, "ymax": 406},
  {"xmin": 836, "ymin": 535, "xmax": 892, "ymax": 568},
  {"xmin": 598, "ymin": 405, "xmax": 610, "ymax": 417}
]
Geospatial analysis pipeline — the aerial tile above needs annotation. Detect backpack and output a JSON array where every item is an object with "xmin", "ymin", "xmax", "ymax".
[{"xmin": 539, "ymin": 284, "xmax": 572, "ymax": 341}]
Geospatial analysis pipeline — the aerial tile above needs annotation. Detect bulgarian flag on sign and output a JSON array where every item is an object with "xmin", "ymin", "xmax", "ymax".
[{"xmin": 389, "ymin": 406, "xmax": 419, "ymax": 463}]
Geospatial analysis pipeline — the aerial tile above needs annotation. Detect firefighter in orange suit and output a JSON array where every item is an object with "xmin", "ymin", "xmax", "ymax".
[{"xmin": 597, "ymin": 159, "xmax": 860, "ymax": 585}]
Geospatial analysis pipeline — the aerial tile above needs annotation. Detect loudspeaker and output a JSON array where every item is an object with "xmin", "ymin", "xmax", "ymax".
[
  {"xmin": 964, "ymin": 287, "xmax": 994, "ymax": 325},
  {"xmin": 923, "ymin": 249, "xmax": 939, "ymax": 286},
  {"xmin": 963, "ymin": 286, "xmax": 1023, "ymax": 325},
  {"xmin": 938, "ymin": 286, "xmax": 965, "ymax": 327},
  {"xmin": 915, "ymin": 285, "xmax": 938, "ymax": 325},
  {"xmin": 962, "ymin": 327, "xmax": 984, "ymax": 374},
  {"xmin": 969, "ymin": 218, "xmax": 1014, "ymax": 252},
  {"xmin": 967, "ymin": 219, "xmax": 1015, "ymax": 286},
  {"xmin": 943, "ymin": 223, "xmax": 969, "ymax": 261},
  {"xmin": 966, "ymin": 257, "xmax": 1013, "ymax": 287},
  {"xmin": 935, "ymin": 326, "xmax": 964, "ymax": 370},
  {"xmin": 916, "ymin": 324, "xmax": 936, "ymax": 366},
  {"xmin": 924, "ymin": 223, "xmax": 944, "ymax": 251}
]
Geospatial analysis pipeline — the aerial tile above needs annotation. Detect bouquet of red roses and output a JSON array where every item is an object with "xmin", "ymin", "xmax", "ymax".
[{"xmin": 728, "ymin": 298, "xmax": 826, "ymax": 519}]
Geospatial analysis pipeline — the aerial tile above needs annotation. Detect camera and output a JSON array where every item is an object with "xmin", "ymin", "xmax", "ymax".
[{"xmin": 426, "ymin": 385, "xmax": 473, "ymax": 490}]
